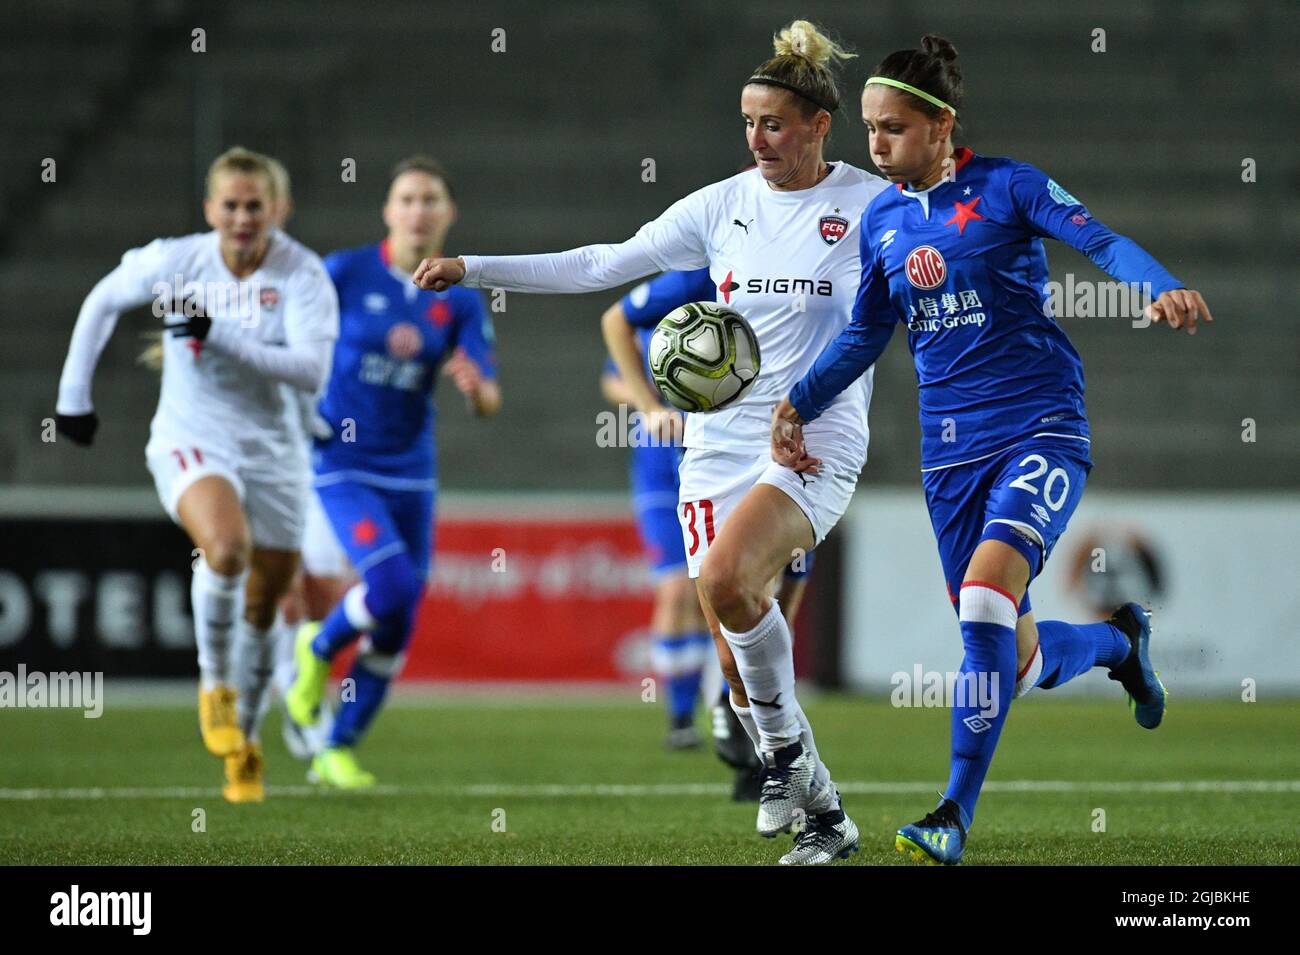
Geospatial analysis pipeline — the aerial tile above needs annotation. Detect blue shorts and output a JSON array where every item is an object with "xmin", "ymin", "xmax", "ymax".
[
  {"xmin": 314, "ymin": 478, "xmax": 434, "ymax": 579},
  {"xmin": 630, "ymin": 444, "xmax": 687, "ymax": 576},
  {"xmin": 922, "ymin": 435, "xmax": 1092, "ymax": 616}
]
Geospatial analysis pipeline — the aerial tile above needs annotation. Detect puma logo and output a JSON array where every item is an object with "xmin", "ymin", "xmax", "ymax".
[
  {"xmin": 750, "ymin": 693, "xmax": 782, "ymax": 709},
  {"xmin": 732, "ymin": 218, "xmax": 753, "ymax": 234}
]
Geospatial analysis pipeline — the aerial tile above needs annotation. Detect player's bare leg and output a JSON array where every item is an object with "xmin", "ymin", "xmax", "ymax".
[
  {"xmin": 699, "ymin": 486, "xmax": 857, "ymax": 860},
  {"xmin": 1015, "ymin": 611, "xmax": 1040, "ymax": 695},
  {"xmin": 301, "ymin": 570, "xmax": 351, "ymax": 623},
  {"xmin": 177, "ymin": 476, "xmax": 251, "ymax": 758},
  {"xmin": 775, "ymin": 575, "xmax": 809, "ymax": 629}
]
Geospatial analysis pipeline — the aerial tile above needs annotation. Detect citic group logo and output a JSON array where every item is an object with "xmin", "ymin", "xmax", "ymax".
[{"xmin": 905, "ymin": 246, "xmax": 947, "ymax": 290}]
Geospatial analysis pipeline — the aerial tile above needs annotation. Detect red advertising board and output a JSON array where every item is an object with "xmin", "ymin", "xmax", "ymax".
[{"xmin": 404, "ymin": 514, "xmax": 657, "ymax": 682}]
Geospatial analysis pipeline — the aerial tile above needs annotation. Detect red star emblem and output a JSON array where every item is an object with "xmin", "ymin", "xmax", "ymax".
[
  {"xmin": 944, "ymin": 196, "xmax": 985, "ymax": 236},
  {"xmin": 426, "ymin": 300, "xmax": 452, "ymax": 327},
  {"xmin": 351, "ymin": 516, "xmax": 380, "ymax": 546}
]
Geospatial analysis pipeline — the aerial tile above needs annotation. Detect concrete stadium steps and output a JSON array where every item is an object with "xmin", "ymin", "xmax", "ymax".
[{"xmin": 1, "ymin": 0, "xmax": 1294, "ymax": 489}]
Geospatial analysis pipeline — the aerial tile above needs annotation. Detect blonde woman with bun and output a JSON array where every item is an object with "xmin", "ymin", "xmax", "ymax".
[{"xmin": 414, "ymin": 20, "xmax": 889, "ymax": 865}]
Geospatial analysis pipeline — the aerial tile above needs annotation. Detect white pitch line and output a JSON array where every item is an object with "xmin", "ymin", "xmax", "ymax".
[{"xmin": 0, "ymin": 780, "xmax": 1297, "ymax": 801}]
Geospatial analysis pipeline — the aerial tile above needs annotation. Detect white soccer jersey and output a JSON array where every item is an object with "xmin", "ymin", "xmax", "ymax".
[
  {"xmin": 634, "ymin": 164, "xmax": 889, "ymax": 459},
  {"xmin": 57, "ymin": 230, "xmax": 339, "ymax": 466},
  {"xmin": 461, "ymin": 163, "xmax": 889, "ymax": 462}
]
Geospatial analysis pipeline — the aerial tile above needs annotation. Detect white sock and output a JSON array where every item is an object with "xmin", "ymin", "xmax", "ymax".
[
  {"xmin": 234, "ymin": 621, "xmax": 275, "ymax": 742},
  {"xmin": 720, "ymin": 601, "xmax": 801, "ymax": 752},
  {"xmin": 793, "ymin": 702, "xmax": 836, "ymax": 811},
  {"xmin": 192, "ymin": 561, "xmax": 246, "ymax": 690},
  {"xmin": 271, "ymin": 609, "xmax": 299, "ymax": 697},
  {"xmin": 728, "ymin": 696, "xmax": 761, "ymax": 759}
]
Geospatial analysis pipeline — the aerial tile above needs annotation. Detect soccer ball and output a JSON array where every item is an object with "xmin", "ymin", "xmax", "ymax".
[{"xmin": 647, "ymin": 302, "xmax": 761, "ymax": 413}]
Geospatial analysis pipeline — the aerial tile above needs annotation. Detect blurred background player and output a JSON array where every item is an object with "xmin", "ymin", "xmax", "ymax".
[
  {"xmin": 54, "ymin": 146, "xmax": 340, "ymax": 802},
  {"xmin": 285, "ymin": 156, "xmax": 501, "ymax": 788},
  {"xmin": 414, "ymin": 21, "xmax": 888, "ymax": 864},
  {"xmin": 599, "ymin": 269, "xmax": 715, "ymax": 753},
  {"xmin": 139, "ymin": 154, "xmax": 341, "ymax": 762},
  {"xmin": 600, "ymin": 267, "xmax": 818, "ymax": 802},
  {"xmin": 262, "ymin": 155, "xmax": 346, "ymax": 759},
  {"xmin": 775, "ymin": 34, "xmax": 1211, "ymax": 865}
]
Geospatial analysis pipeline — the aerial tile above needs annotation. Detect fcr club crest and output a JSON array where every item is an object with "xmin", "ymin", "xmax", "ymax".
[{"xmin": 819, "ymin": 214, "xmax": 849, "ymax": 246}]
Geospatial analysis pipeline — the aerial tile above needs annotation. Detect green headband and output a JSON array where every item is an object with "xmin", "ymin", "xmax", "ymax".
[{"xmin": 864, "ymin": 76, "xmax": 957, "ymax": 116}]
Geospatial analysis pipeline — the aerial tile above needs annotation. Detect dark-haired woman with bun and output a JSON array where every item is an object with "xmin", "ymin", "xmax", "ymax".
[{"xmin": 772, "ymin": 34, "xmax": 1212, "ymax": 865}]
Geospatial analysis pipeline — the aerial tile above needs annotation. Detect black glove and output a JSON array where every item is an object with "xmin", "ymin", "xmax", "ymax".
[
  {"xmin": 55, "ymin": 412, "xmax": 99, "ymax": 446},
  {"xmin": 165, "ymin": 313, "xmax": 212, "ymax": 341}
]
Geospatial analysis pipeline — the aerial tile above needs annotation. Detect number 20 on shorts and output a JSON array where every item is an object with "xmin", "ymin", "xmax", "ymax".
[
  {"xmin": 1008, "ymin": 454, "xmax": 1070, "ymax": 511},
  {"xmin": 681, "ymin": 499, "xmax": 716, "ymax": 557}
]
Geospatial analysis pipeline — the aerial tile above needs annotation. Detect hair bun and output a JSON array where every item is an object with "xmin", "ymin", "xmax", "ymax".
[
  {"xmin": 772, "ymin": 19, "xmax": 856, "ymax": 69},
  {"xmin": 921, "ymin": 34, "xmax": 959, "ymax": 63}
]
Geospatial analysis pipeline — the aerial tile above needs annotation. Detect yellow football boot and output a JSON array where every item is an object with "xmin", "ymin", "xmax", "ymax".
[
  {"xmin": 286, "ymin": 622, "xmax": 329, "ymax": 727},
  {"xmin": 198, "ymin": 684, "xmax": 246, "ymax": 757},
  {"xmin": 309, "ymin": 747, "xmax": 377, "ymax": 789},
  {"xmin": 222, "ymin": 741, "xmax": 265, "ymax": 803}
]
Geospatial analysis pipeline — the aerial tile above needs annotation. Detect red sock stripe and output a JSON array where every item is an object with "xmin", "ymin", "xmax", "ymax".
[
  {"xmin": 1017, "ymin": 640, "xmax": 1041, "ymax": 681},
  {"xmin": 960, "ymin": 580, "xmax": 1019, "ymax": 608}
]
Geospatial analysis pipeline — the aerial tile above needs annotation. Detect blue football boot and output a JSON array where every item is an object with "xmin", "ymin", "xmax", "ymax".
[
  {"xmin": 1105, "ymin": 603, "xmax": 1167, "ymax": 729},
  {"xmin": 895, "ymin": 796, "xmax": 969, "ymax": 866}
]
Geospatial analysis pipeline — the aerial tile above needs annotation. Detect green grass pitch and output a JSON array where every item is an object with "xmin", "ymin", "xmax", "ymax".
[{"xmin": 2, "ymin": 693, "xmax": 1297, "ymax": 865}]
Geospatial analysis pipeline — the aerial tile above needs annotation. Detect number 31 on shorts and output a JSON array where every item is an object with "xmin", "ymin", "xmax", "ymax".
[{"xmin": 680, "ymin": 499, "xmax": 716, "ymax": 557}]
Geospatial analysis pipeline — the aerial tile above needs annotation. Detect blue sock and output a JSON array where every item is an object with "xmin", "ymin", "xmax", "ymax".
[
  {"xmin": 318, "ymin": 552, "xmax": 423, "ymax": 747},
  {"xmin": 313, "ymin": 599, "xmax": 360, "ymax": 660},
  {"xmin": 655, "ymin": 634, "xmax": 705, "ymax": 720},
  {"xmin": 313, "ymin": 554, "xmax": 424, "ymax": 661},
  {"xmin": 1036, "ymin": 620, "xmax": 1129, "ymax": 689},
  {"xmin": 945, "ymin": 585, "xmax": 1018, "ymax": 826},
  {"xmin": 328, "ymin": 661, "xmax": 390, "ymax": 748}
]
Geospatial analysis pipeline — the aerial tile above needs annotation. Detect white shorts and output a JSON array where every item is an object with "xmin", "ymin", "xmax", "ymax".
[
  {"xmin": 145, "ymin": 437, "xmax": 308, "ymax": 552},
  {"xmin": 299, "ymin": 488, "xmax": 350, "ymax": 579},
  {"xmin": 676, "ymin": 437, "xmax": 862, "ymax": 579}
]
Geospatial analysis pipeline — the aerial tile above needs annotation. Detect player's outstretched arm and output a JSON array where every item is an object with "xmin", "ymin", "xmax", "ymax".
[
  {"xmin": 1145, "ymin": 288, "xmax": 1213, "ymax": 335},
  {"xmin": 1009, "ymin": 165, "xmax": 1213, "ymax": 335},
  {"xmin": 55, "ymin": 246, "xmax": 166, "ymax": 446},
  {"xmin": 599, "ymin": 300, "xmax": 683, "ymax": 446},
  {"xmin": 415, "ymin": 236, "xmax": 665, "ymax": 296},
  {"xmin": 412, "ymin": 256, "xmax": 465, "ymax": 292},
  {"xmin": 413, "ymin": 187, "xmax": 711, "ymax": 296}
]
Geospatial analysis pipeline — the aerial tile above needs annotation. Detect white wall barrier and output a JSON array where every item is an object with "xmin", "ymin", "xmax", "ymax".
[{"xmin": 839, "ymin": 490, "xmax": 1300, "ymax": 697}]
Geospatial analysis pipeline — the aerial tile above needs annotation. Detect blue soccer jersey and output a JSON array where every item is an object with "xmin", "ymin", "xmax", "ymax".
[
  {"xmin": 607, "ymin": 268, "xmax": 713, "ymax": 574},
  {"xmin": 622, "ymin": 267, "xmax": 716, "ymax": 330},
  {"xmin": 315, "ymin": 240, "xmax": 496, "ymax": 486},
  {"xmin": 791, "ymin": 148, "xmax": 1183, "ymax": 469}
]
